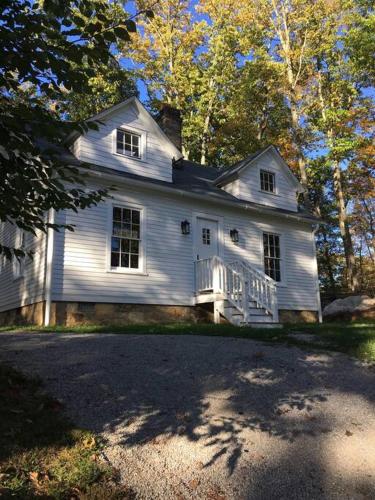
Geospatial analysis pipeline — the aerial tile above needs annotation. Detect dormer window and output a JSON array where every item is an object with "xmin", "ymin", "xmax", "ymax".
[
  {"xmin": 260, "ymin": 170, "xmax": 275, "ymax": 193},
  {"xmin": 116, "ymin": 129, "xmax": 141, "ymax": 159}
]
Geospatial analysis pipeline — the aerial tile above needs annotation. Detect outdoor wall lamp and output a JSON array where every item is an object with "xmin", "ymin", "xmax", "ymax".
[
  {"xmin": 181, "ymin": 220, "xmax": 191, "ymax": 235},
  {"xmin": 230, "ymin": 228, "xmax": 239, "ymax": 243}
]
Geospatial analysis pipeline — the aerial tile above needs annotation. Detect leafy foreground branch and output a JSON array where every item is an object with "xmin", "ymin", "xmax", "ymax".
[{"xmin": 0, "ymin": 364, "xmax": 134, "ymax": 499}]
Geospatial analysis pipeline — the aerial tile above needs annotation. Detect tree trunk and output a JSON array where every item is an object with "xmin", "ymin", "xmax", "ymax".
[
  {"xmin": 256, "ymin": 104, "xmax": 269, "ymax": 142},
  {"xmin": 289, "ymin": 97, "xmax": 310, "ymax": 206},
  {"xmin": 200, "ymin": 112, "xmax": 210, "ymax": 165},
  {"xmin": 272, "ymin": 0, "xmax": 310, "ymax": 204},
  {"xmin": 200, "ymin": 95, "xmax": 214, "ymax": 165},
  {"xmin": 332, "ymin": 160, "xmax": 359, "ymax": 291},
  {"xmin": 322, "ymin": 230, "xmax": 336, "ymax": 291},
  {"xmin": 316, "ymin": 69, "xmax": 359, "ymax": 291}
]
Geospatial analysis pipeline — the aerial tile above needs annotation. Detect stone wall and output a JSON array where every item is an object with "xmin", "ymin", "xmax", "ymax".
[
  {"xmin": 50, "ymin": 301, "xmax": 214, "ymax": 326},
  {"xmin": 0, "ymin": 301, "xmax": 320, "ymax": 326},
  {"xmin": 0, "ymin": 301, "xmax": 45, "ymax": 326},
  {"xmin": 279, "ymin": 309, "xmax": 319, "ymax": 323}
]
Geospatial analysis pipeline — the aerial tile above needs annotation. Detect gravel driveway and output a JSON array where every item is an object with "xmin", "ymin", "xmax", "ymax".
[{"xmin": 0, "ymin": 332, "xmax": 374, "ymax": 499}]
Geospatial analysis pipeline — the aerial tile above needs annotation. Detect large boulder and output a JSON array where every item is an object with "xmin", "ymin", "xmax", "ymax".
[{"xmin": 323, "ymin": 295, "xmax": 375, "ymax": 321}]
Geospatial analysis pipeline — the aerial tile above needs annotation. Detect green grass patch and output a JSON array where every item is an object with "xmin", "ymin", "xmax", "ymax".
[
  {"xmin": 1, "ymin": 321, "xmax": 375, "ymax": 362},
  {"xmin": 0, "ymin": 364, "xmax": 134, "ymax": 499}
]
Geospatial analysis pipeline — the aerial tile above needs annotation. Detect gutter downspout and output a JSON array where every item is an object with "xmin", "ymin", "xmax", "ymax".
[
  {"xmin": 44, "ymin": 209, "xmax": 55, "ymax": 326},
  {"xmin": 312, "ymin": 225, "xmax": 323, "ymax": 323}
]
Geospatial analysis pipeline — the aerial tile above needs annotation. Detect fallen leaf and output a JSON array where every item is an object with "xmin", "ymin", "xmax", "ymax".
[
  {"xmin": 83, "ymin": 436, "xmax": 96, "ymax": 449},
  {"xmin": 189, "ymin": 478, "xmax": 199, "ymax": 490},
  {"xmin": 345, "ymin": 430, "xmax": 353, "ymax": 437}
]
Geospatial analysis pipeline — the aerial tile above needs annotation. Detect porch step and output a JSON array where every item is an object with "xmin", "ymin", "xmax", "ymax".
[
  {"xmin": 241, "ymin": 322, "xmax": 283, "ymax": 329},
  {"xmin": 248, "ymin": 307, "xmax": 271, "ymax": 316},
  {"xmin": 247, "ymin": 314, "xmax": 274, "ymax": 323}
]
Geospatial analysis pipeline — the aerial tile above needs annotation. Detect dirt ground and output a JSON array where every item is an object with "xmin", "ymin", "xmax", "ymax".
[{"xmin": 0, "ymin": 332, "xmax": 374, "ymax": 499}]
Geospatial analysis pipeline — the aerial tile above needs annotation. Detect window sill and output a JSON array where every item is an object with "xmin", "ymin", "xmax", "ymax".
[
  {"xmin": 258, "ymin": 190, "xmax": 280, "ymax": 197},
  {"xmin": 113, "ymin": 152, "xmax": 146, "ymax": 164},
  {"xmin": 107, "ymin": 268, "xmax": 149, "ymax": 276}
]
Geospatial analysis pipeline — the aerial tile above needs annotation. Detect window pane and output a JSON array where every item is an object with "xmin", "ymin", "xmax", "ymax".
[
  {"xmin": 116, "ymin": 142, "xmax": 123, "ymax": 154},
  {"xmin": 121, "ymin": 239, "xmax": 130, "ymax": 253},
  {"xmin": 130, "ymin": 240, "xmax": 139, "ymax": 254},
  {"xmin": 132, "ymin": 146, "xmax": 140, "ymax": 157},
  {"xmin": 122, "ymin": 223, "xmax": 132, "ymax": 237},
  {"xmin": 113, "ymin": 207, "xmax": 122, "ymax": 221},
  {"xmin": 132, "ymin": 210, "xmax": 140, "ymax": 224},
  {"xmin": 111, "ymin": 252, "xmax": 119, "ymax": 267},
  {"xmin": 121, "ymin": 253, "xmax": 130, "ymax": 268},
  {"xmin": 130, "ymin": 254, "xmax": 139, "ymax": 269},
  {"xmin": 132, "ymin": 135, "xmax": 139, "ymax": 147},
  {"xmin": 124, "ymin": 133, "xmax": 132, "ymax": 144},
  {"xmin": 117, "ymin": 130, "xmax": 124, "ymax": 142},
  {"xmin": 111, "ymin": 237, "xmax": 120, "ymax": 251},
  {"xmin": 123, "ymin": 209, "xmax": 131, "ymax": 223},
  {"xmin": 132, "ymin": 224, "xmax": 140, "ymax": 239},
  {"xmin": 113, "ymin": 222, "xmax": 121, "ymax": 236}
]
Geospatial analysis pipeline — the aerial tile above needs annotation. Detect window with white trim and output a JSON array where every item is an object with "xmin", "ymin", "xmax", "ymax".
[
  {"xmin": 260, "ymin": 170, "xmax": 275, "ymax": 193},
  {"xmin": 116, "ymin": 129, "xmax": 141, "ymax": 158},
  {"xmin": 110, "ymin": 206, "xmax": 141, "ymax": 270},
  {"xmin": 263, "ymin": 232, "xmax": 281, "ymax": 282}
]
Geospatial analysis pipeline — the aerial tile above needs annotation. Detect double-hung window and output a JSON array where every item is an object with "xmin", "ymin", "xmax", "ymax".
[
  {"xmin": 116, "ymin": 129, "xmax": 141, "ymax": 159},
  {"xmin": 260, "ymin": 170, "xmax": 275, "ymax": 193},
  {"xmin": 263, "ymin": 232, "xmax": 281, "ymax": 282},
  {"xmin": 110, "ymin": 206, "xmax": 142, "ymax": 271}
]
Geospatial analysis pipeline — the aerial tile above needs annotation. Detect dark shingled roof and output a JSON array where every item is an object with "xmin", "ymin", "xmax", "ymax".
[{"xmin": 214, "ymin": 150, "xmax": 264, "ymax": 186}]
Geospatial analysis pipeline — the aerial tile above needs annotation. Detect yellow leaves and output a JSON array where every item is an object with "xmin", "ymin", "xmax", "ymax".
[{"xmin": 82, "ymin": 436, "xmax": 96, "ymax": 449}]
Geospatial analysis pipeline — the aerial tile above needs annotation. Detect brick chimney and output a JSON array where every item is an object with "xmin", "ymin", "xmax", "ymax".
[{"xmin": 157, "ymin": 104, "xmax": 182, "ymax": 151}]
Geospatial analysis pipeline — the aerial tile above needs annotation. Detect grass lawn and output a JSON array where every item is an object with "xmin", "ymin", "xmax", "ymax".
[
  {"xmin": 0, "ymin": 364, "xmax": 134, "ymax": 499},
  {"xmin": 1, "ymin": 321, "xmax": 375, "ymax": 362}
]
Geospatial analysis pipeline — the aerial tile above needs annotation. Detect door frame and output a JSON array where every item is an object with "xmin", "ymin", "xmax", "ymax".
[{"xmin": 192, "ymin": 211, "xmax": 224, "ymax": 262}]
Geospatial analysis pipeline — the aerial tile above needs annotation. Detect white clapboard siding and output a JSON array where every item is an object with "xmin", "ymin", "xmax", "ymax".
[
  {"xmin": 223, "ymin": 150, "xmax": 298, "ymax": 212},
  {"xmin": 0, "ymin": 224, "xmax": 46, "ymax": 312},
  {"xmin": 74, "ymin": 101, "xmax": 173, "ymax": 183},
  {"xmin": 51, "ymin": 182, "xmax": 319, "ymax": 312}
]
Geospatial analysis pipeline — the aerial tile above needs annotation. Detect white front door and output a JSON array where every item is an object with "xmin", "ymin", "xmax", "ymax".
[{"xmin": 196, "ymin": 217, "xmax": 219, "ymax": 261}]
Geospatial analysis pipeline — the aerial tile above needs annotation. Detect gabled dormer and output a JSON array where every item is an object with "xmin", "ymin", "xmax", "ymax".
[
  {"xmin": 68, "ymin": 97, "xmax": 182, "ymax": 183},
  {"xmin": 215, "ymin": 145, "xmax": 304, "ymax": 212}
]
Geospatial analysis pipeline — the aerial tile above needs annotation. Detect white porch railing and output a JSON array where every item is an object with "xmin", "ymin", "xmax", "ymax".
[{"xmin": 195, "ymin": 256, "xmax": 278, "ymax": 323}]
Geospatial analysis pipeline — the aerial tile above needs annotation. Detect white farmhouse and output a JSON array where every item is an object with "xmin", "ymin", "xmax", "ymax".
[{"xmin": 0, "ymin": 97, "xmax": 322, "ymax": 326}]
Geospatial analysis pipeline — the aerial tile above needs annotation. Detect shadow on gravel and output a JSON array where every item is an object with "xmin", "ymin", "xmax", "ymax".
[{"xmin": 1, "ymin": 333, "xmax": 375, "ymax": 498}]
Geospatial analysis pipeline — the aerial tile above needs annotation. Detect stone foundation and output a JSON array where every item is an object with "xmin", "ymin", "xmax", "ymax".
[
  {"xmin": 50, "ymin": 301, "xmax": 214, "ymax": 326},
  {"xmin": 279, "ymin": 309, "xmax": 319, "ymax": 323},
  {"xmin": 0, "ymin": 301, "xmax": 45, "ymax": 326},
  {"xmin": 0, "ymin": 301, "xmax": 320, "ymax": 327}
]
